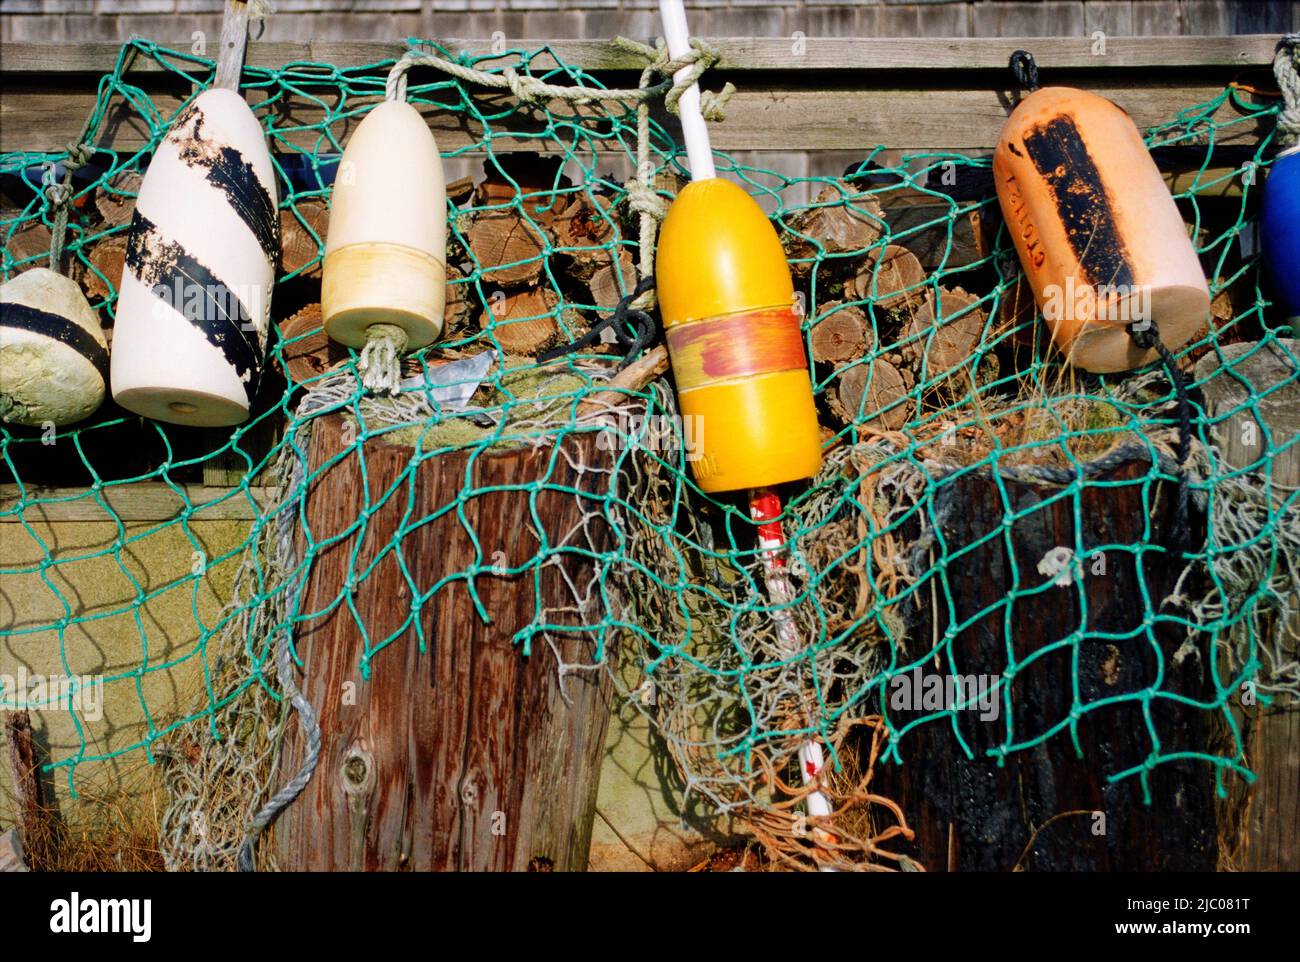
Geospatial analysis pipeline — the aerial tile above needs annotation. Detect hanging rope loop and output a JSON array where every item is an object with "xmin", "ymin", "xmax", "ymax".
[
  {"xmin": 1274, "ymin": 33, "xmax": 1300, "ymax": 148},
  {"xmin": 42, "ymin": 140, "xmax": 96, "ymax": 274},
  {"xmin": 1009, "ymin": 49, "xmax": 1042, "ymax": 94},
  {"xmin": 385, "ymin": 43, "xmax": 670, "ymax": 105}
]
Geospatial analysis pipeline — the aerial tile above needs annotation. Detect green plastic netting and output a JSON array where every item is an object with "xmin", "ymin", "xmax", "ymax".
[{"xmin": 1, "ymin": 38, "xmax": 1297, "ymax": 871}]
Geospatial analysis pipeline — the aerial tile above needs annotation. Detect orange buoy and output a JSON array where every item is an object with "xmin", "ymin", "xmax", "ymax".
[
  {"xmin": 656, "ymin": 178, "xmax": 822, "ymax": 493},
  {"xmin": 994, "ymin": 83, "xmax": 1210, "ymax": 373}
]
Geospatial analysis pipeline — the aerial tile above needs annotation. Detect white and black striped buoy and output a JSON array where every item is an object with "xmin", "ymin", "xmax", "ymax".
[
  {"xmin": 0, "ymin": 267, "xmax": 109, "ymax": 427},
  {"xmin": 110, "ymin": 87, "xmax": 279, "ymax": 426}
]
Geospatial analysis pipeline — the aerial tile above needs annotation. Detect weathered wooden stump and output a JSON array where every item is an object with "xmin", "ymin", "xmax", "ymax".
[
  {"xmin": 872, "ymin": 455, "xmax": 1218, "ymax": 871},
  {"xmin": 275, "ymin": 417, "xmax": 617, "ymax": 871}
]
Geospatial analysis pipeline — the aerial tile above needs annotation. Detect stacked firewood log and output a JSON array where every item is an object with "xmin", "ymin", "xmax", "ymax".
[{"xmin": 32, "ymin": 157, "xmax": 1252, "ymax": 420}]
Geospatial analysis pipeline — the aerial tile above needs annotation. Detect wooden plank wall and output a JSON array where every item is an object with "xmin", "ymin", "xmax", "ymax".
[
  {"xmin": 0, "ymin": 36, "xmax": 1284, "ymax": 161},
  {"xmin": 2, "ymin": 2, "xmax": 1298, "ymax": 46}
]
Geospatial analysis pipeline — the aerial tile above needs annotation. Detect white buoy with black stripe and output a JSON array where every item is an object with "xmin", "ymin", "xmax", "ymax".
[
  {"xmin": 1, "ymin": 268, "xmax": 109, "ymax": 426},
  {"xmin": 109, "ymin": 4, "xmax": 278, "ymax": 427}
]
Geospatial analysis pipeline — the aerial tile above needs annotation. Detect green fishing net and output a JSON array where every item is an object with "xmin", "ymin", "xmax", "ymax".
[{"xmin": 1, "ymin": 38, "xmax": 1296, "ymax": 870}]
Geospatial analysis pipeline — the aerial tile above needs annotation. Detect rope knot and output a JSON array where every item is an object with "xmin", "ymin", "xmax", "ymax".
[
  {"xmin": 44, "ymin": 180, "xmax": 73, "ymax": 209},
  {"xmin": 698, "ymin": 82, "xmax": 736, "ymax": 122},
  {"xmin": 502, "ymin": 67, "xmax": 553, "ymax": 107},
  {"xmin": 65, "ymin": 141, "xmax": 95, "ymax": 171},
  {"xmin": 357, "ymin": 323, "xmax": 409, "ymax": 396},
  {"xmin": 660, "ymin": 38, "xmax": 733, "ymax": 122},
  {"xmin": 1010, "ymin": 49, "xmax": 1042, "ymax": 94},
  {"xmin": 626, "ymin": 178, "xmax": 668, "ymax": 222}
]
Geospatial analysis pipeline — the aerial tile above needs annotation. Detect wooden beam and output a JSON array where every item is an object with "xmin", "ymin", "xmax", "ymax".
[
  {"xmin": 0, "ymin": 78, "xmax": 1268, "ymax": 154},
  {"xmin": 213, "ymin": 1, "xmax": 252, "ymax": 93},
  {"xmin": 276, "ymin": 416, "xmax": 618, "ymax": 871},
  {"xmin": 0, "ymin": 483, "xmax": 273, "ymax": 522},
  {"xmin": 0, "ymin": 36, "xmax": 1282, "ymax": 76}
]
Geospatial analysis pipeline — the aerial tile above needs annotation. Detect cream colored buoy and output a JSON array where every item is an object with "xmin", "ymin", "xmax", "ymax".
[
  {"xmin": 994, "ymin": 85, "xmax": 1210, "ymax": 373},
  {"xmin": 322, "ymin": 99, "xmax": 447, "ymax": 392},
  {"xmin": 110, "ymin": 87, "xmax": 279, "ymax": 426},
  {"xmin": 0, "ymin": 268, "xmax": 109, "ymax": 426}
]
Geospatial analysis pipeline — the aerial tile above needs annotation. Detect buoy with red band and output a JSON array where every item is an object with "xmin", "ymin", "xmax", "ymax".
[
  {"xmin": 1, "ymin": 268, "xmax": 109, "ymax": 426},
  {"xmin": 111, "ymin": 46, "xmax": 279, "ymax": 426},
  {"xmin": 1262, "ymin": 36, "xmax": 1300, "ymax": 325},
  {"xmin": 321, "ymin": 63, "xmax": 448, "ymax": 395},
  {"xmin": 657, "ymin": 178, "xmax": 822, "ymax": 493},
  {"xmin": 994, "ymin": 54, "xmax": 1210, "ymax": 373}
]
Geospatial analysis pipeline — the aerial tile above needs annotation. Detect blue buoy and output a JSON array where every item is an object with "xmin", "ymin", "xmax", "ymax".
[{"xmin": 1262, "ymin": 145, "xmax": 1300, "ymax": 324}]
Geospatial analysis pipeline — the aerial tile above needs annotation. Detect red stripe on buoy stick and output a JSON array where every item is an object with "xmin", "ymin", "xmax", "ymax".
[{"xmin": 748, "ymin": 486, "xmax": 838, "ymax": 866}]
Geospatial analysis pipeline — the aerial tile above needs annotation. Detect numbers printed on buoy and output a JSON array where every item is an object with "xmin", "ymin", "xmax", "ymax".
[{"xmin": 994, "ymin": 86, "xmax": 1211, "ymax": 373}]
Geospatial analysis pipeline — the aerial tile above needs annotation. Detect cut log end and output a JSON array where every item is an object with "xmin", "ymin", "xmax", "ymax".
[
  {"xmin": 480, "ymin": 286, "xmax": 560, "ymax": 354},
  {"xmin": 279, "ymin": 199, "xmax": 329, "ymax": 280},
  {"xmin": 277, "ymin": 302, "xmax": 343, "ymax": 383},
  {"xmin": 906, "ymin": 286, "xmax": 988, "ymax": 380},
  {"xmin": 833, "ymin": 357, "xmax": 912, "ymax": 432},
  {"xmin": 810, "ymin": 300, "xmax": 871, "ymax": 364},
  {"xmin": 848, "ymin": 244, "xmax": 927, "ymax": 313},
  {"xmin": 785, "ymin": 181, "xmax": 886, "ymax": 274}
]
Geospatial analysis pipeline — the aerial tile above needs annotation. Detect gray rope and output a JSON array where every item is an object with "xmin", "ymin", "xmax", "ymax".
[
  {"xmin": 1275, "ymin": 34, "xmax": 1300, "ymax": 148},
  {"xmin": 44, "ymin": 141, "xmax": 95, "ymax": 273},
  {"xmin": 235, "ymin": 391, "xmax": 338, "ymax": 872}
]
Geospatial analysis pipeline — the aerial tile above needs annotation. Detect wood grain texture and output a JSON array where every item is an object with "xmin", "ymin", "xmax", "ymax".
[
  {"xmin": 3, "ymin": 711, "xmax": 55, "ymax": 869},
  {"xmin": 0, "ymin": 36, "xmax": 1280, "ymax": 153},
  {"xmin": 275, "ymin": 416, "xmax": 617, "ymax": 871},
  {"xmin": 213, "ymin": 1, "xmax": 251, "ymax": 93},
  {"xmin": 0, "ymin": 37, "xmax": 1281, "ymax": 75}
]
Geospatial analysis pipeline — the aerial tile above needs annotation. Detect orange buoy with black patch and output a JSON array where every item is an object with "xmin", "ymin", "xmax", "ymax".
[
  {"xmin": 656, "ymin": 178, "xmax": 822, "ymax": 493},
  {"xmin": 994, "ymin": 87, "xmax": 1210, "ymax": 373}
]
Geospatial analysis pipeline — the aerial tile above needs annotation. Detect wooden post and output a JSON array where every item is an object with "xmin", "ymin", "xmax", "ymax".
[
  {"xmin": 1196, "ymin": 339, "xmax": 1300, "ymax": 871},
  {"xmin": 871, "ymin": 457, "xmax": 1218, "ymax": 870},
  {"xmin": 4, "ymin": 711, "xmax": 58, "ymax": 869},
  {"xmin": 275, "ymin": 416, "xmax": 618, "ymax": 871}
]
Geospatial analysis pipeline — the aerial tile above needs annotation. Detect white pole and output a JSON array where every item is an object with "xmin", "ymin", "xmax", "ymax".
[{"xmin": 658, "ymin": 0, "xmax": 717, "ymax": 182}]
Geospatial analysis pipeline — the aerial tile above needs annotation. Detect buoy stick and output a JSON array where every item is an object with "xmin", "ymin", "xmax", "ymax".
[
  {"xmin": 658, "ymin": 0, "xmax": 717, "ymax": 181},
  {"xmin": 214, "ymin": 1, "xmax": 253, "ymax": 92},
  {"xmin": 749, "ymin": 489, "xmax": 838, "ymax": 867}
]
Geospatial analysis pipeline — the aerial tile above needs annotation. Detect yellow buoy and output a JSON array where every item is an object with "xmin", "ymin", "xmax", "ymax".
[{"xmin": 656, "ymin": 178, "xmax": 822, "ymax": 493}]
